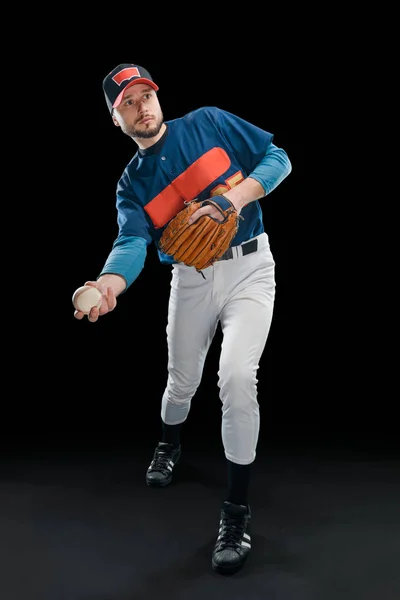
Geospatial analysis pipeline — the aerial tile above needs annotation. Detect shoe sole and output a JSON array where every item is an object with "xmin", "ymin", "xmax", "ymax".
[
  {"xmin": 212, "ymin": 556, "xmax": 248, "ymax": 575},
  {"xmin": 146, "ymin": 478, "xmax": 172, "ymax": 488}
]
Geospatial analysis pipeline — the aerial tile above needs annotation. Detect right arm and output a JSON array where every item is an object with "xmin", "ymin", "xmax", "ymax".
[{"xmin": 74, "ymin": 172, "xmax": 153, "ymax": 322}]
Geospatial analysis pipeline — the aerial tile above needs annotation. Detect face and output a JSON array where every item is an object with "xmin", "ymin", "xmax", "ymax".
[{"xmin": 112, "ymin": 84, "xmax": 164, "ymax": 143}]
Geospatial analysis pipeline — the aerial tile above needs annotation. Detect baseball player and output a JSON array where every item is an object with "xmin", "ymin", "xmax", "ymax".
[{"xmin": 73, "ymin": 63, "xmax": 292, "ymax": 575}]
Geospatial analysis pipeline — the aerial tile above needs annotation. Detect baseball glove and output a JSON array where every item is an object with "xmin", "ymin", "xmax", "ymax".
[{"xmin": 158, "ymin": 195, "xmax": 243, "ymax": 272}]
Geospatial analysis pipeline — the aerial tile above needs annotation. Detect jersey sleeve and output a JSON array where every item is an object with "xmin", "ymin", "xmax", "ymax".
[
  {"xmin": 98, "ymin": 235, "xmax": 147, "ymax": 289},
  {"xmin": 97, "ymin": 169, "xmax": 154, "ymax": 289},
  {"xmin": 115, "ymin": 171, "xmax": 154, "ymax": 244},
  {"xmin": 249, "ymin": 143, "xmax": 292, "ymax": 195},
  {"xmin": 212, "ymin": 107, "xmax": 274, "ymax": 174}
]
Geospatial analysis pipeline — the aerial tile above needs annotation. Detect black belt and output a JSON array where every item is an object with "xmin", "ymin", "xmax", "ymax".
[{"xmin": 219, "ymin": 238, "xmax": 258, "ymax": 261}]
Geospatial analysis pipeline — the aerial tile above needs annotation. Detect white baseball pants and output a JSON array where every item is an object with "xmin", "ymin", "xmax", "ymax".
[{"xmin": 161, "ymin": 232, "xmax": 276, "ymax": 465}]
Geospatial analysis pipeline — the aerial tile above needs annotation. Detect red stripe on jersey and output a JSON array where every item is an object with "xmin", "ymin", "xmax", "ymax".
[{"xmin": 144, "ymin": 147, "xmax": 231, "ymax": 229}]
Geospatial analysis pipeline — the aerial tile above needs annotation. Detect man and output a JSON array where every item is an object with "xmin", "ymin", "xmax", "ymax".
[{"xmin": 73, "ymin": 63, "xmax": 292, "ymax": 575}]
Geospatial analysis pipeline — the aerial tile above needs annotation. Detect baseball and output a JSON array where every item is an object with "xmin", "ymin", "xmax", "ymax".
[{"xmin": 72, "ymin": 285, "xmax": 103, "ymax": 314}]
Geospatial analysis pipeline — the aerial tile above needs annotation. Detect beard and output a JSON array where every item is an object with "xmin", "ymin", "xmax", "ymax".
[{"xmin": 121, "ymin": 112, "xmax": 164, "ymax": 139}]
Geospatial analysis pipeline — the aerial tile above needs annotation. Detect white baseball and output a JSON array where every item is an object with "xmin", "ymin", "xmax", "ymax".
[{"xmin": 72, "ymin": 285, "xmax": 103, "ymax": 314}]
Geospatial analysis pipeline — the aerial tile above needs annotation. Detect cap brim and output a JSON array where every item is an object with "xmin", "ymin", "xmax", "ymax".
[{"xmin": 113, "ymin": 79, "xmax": 159, "ymax": 108}]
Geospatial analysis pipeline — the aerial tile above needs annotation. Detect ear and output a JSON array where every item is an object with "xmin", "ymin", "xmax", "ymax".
[{"xmin": 112, "ymin": 113, "xmax": 120, "ymax": 127}]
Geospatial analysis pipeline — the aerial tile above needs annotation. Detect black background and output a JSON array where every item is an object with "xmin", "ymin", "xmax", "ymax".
[
  {"xmin": 1, "ymin": 19, "xmax": 398, "ymax": 600},
  {"xmin": 4, "ymin": 20, "xmax": 393, "ymax": 454}
]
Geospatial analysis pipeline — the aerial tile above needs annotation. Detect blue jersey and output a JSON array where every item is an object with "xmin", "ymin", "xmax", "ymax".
[
  {"xmin": 99, "ymin": 106, "xmax": 291, "ymax": 286},
  {"xmin": 116, "ymin": 106, "xmax": 274, "ymax": 262}
]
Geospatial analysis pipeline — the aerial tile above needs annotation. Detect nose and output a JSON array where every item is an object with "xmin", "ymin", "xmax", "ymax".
[{"xmin": 138, "ymin": 99, "xmax": 147, "ymax": 114}]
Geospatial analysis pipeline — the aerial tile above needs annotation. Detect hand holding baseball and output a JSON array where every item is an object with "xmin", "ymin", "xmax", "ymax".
[{"xmin": 72, "ymin": 282, "xmax": 117, "ymax": 322}]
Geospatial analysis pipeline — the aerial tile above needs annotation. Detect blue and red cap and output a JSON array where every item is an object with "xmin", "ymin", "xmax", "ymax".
[{"xmin": 103, "ymin": 63, "xmax": 159, "ymax": 113}]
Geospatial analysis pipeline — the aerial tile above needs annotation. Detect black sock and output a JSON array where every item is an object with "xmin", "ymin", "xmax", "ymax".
[
  {"xmin": 161, "ymin": 421, "xmax": 182, "ymax": 448},
  {"xmin": 226, "ymin": 459, "xmax": 251, "ymax": 506}
]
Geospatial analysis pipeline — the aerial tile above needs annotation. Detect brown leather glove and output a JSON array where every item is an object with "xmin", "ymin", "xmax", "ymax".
[{"xmin": 158, "ymin": 196, "xmax": 242, "ymax": 272}]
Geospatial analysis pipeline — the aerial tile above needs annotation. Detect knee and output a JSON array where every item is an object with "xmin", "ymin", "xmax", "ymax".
[
  {"xmin": 219, "ymin": 361, "xmax": 257, "ymax": 397},
  {"xmin": 165, "ymin": 376, "xmax": 200, "ymax": 405}
]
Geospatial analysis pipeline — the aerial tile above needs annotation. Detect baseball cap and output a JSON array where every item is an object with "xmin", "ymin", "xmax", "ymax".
[{"xmin": 102, "ymin": 63, "xmax": 159, "ymax": 113}]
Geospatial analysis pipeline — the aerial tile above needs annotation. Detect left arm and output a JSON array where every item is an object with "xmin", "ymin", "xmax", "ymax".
[
  {"xmin": 225, "ymin": 143, "xmax": 292, "ymax": 211},
  {"xmin": 188, "ymin": 144, "xmax": 292, "ymax": 223}
]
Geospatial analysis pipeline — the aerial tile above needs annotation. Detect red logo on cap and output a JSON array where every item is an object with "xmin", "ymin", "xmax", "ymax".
[{"xmin": 112, "ymin": 67, "xmax": 140, "ymax": 86}]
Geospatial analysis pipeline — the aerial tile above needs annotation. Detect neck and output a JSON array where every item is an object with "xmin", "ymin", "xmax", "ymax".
[{"xmin": 135, "ymin": 123, "xmax": 167, "ymax": 150}]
